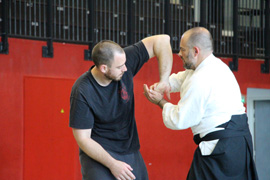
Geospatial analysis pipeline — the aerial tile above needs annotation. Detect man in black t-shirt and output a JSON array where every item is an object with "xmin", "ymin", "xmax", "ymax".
[{"xmin": 69, "ymin": 35, "xmax": 172, "ymax": 180}]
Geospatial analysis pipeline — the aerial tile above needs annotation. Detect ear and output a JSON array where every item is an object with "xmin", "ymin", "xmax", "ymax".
[
  {"xmin": 194, "ymin": 46, "xmax": 200, "ymax": 57},
  {"xmin": 99, "ymin": 64, "xmax": 108, "ymax": 73}
]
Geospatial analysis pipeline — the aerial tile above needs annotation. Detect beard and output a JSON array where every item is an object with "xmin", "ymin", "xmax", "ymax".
[
  {"xmin": 183, "ymin": 52, "xmax": 195, "ymax": 70},
  {"xmin": 104, "ymin": 70, "xmax": 124, "ymax": 81}
]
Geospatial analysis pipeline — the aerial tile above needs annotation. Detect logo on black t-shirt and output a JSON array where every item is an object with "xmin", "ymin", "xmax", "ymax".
[{"xmin": 119, "ymin": 82, "xmax": 130, "ymax": 103}]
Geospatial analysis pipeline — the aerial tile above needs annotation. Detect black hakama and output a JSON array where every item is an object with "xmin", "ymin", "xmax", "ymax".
[{"xmin": 187, "ymin": 114, "xmax": 258, "ymax": 180}]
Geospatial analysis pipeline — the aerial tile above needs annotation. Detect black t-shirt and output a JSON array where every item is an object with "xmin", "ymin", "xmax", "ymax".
[{"xmin": 69, "ymin": 42, "xmax": 149, "ymax": 154}]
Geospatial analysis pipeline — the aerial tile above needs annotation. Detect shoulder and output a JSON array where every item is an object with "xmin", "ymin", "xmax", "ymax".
[
  {"xmin": 123, "ymin": 42, "xmax": 150, "ymax": 76},
  {"xmin": 124, "ymin": 41, "xmax": 149, "ymax": 60},
  {"xmin": 71, "ymin": 71, "xmax": 93, "ymax": 98}
]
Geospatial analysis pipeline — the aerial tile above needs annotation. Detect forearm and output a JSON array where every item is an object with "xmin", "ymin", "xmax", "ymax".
[
  {"xmin": 154, "ymin": 35, "xmax": 173, "ymax": 82},
  {"xmin": 155, "ymin": 40, "xmax": 173, "ymax": 82},
  {"xmin": 76, "ymin": 137, "xmax": 116, "ymax": 169},
  {"xmin": 157, "ymin": 98, "xmax": 168, "ymax": 109},
  {"xmin": 142, "ymin": 35, "xmax": 173, "ymax": 82}
]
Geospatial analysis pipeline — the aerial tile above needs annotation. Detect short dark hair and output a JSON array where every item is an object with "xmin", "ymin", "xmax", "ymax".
[{"xmin": 91, "ymin": 40, "xmax": 124, "ymax": 67}]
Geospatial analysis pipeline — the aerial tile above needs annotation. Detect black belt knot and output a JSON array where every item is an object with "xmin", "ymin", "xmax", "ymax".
[{"xmin": 193, "ymin": 114, "xmax": 250, "ymax": 145}]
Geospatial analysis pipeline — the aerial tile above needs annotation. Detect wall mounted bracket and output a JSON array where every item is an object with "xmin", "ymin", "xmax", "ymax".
[
  {"xmin": 261, "ymin": 58, "xmax": 269, "ymax": 73},
  {"xmin": 42, "ymin": 0, "xmax": 54, "ymax": 58},
  {"xmin": 229, "ymin": 0, "xmax": 239, "ymax": 71},
  {"xmin": 0, "ymin": 0, "xmax": 9, "ymax": 54},
  {"xmin": 84, "ymin": 0, "xmax": 95, "ymax": 60}
]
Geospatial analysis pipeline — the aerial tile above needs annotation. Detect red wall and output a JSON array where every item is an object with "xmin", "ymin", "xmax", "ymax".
[{"xmin": 0, "ymin": 38, "xmax": 270, "ymax": 180}]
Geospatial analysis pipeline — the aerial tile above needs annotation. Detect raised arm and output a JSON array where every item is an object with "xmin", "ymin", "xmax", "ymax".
[
  {"xmin": 72, "ymin": 128, "xmax": 136, "ymax": 180},
  {"xmin": 141, "ymin": 34, "xmax": 173, "ymax": 99}
]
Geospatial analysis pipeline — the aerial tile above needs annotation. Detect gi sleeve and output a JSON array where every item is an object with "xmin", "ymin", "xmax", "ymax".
[
  {"xmin": 162, "ymin": 75, "xmax": 207, "ymax": 130},
  {"xmin": 169, "ymin": 71, "xmax": 188, "ymax": 92}
]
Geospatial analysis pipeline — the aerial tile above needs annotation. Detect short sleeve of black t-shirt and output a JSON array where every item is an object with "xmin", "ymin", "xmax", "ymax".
[
  {"xmin": 69, "ymin": 78, "xmax": 95, "ymax": 129},
  {"xmin": 69, "ymin": 41, "xmax": 149, "ymax": 154},
  {"xmin": 124, "ymin": 41, "xmax": 149, "ymax": 76}
]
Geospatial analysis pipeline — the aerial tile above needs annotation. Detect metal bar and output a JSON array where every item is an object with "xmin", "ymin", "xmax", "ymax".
[
  {"xmin": 138, "ymin": 0, "xmax": 141, "ymax": 40},
  {"xmin": 173, "ymin": 1, "xmax": 176, "ymax": 48},
  {"xmin": 54, "ymin": 0, "xmax": 56, "ymax": 39},
  {"xmin": 95, "ymin": 0, "xmax": 98, "ymax": 41},
  {"xmin": 39, "ymin": 0, "xmax": 41, "ymax": 37},
  {"xmin": 134, "ymin": 0, "xmax": 136, "ymax": 42},
  {"xmin": 200, "ymin": 0, "xmax": 207, "ymax": 27},
  {"xmin": 85, "ymin": 0, "xmax": 88, "ymax": 41},
  {"xmin": 261, "ymin": 0, "xmax": 270, "ymax": 73},
  {"xmin": 164, "ymin": 0, "xmax": 170, "ymax": 35},
  {"xmin": 68, "ymin": 0, "xmax": 70, "ymax": 40},
  {"xmin": 25, "ymin": 0, "xmax": 27, "ymax": 35},
  {"xmin": 117, "ymin": 0, "xmax": 119, "ymax": 42},
  {"xmin": 0, "ymin": 0, "xmax": 9, "ymax": 54},
  {"xmin": 72, "ymin": 0, "xmax": 74, "ymax": 40},
  {"xmin": 9, "ymin": 0, "xmax": 11, "ymax": 34},
  {"xmin": 14, "ymin": 0, "xmax": 17, "ymax": 34},
  {"xmin": 125, "ymin": 0, "xmax": 127, "ymax": 45},
  {"xmin": 34, "ymin": 0, "xmax": 37, "ymax": 36},
  {"xmin": 142, "ymin": 0, "xmax": 145, "ymax": 38},
  {"xmin": 84, "ymin": 0, "xmax": 94, "ymax": 60},
  {"xmin": 158, "ymin": 0, "xmax": 161, "ymax": 34},
  {"xmin": 251, "ymin": 0, "xmax": 254, "ymax": 57},
  {"xmin": 220, "ymin": 0, "xmax": 222, "ymax": 53},
  {"xmin": 76, "ymin": 0, "xmax": 79, "ymax": 40},
  {"xmin": 64, "ymin": 0, "xmax": 66, "ymax": 40},
  {"xmin": 151, "ymin": 0, "xmax": 153, "ymax": 35},
  {"xmin": 108, "ymin": 0, "xmax": 111, "ymax": 40},
  {"xmin": 104, "ymin": 0, "xmax": 107, "ymax": 39},
  {"xmin": 81, "ymin": 0, "xmax": 84, "ymax": 41},
  {"xmin": 100, "ymin": 0, "xmax": 103, "ymax": 41},
  {"xmin": 121, "ymin": 0, "xmax": 123, "ymax": 45},
  {"xmin": 44, "ymin": 0, "xmax": 46, "ymax": 37},
  {"xmin": 154, "ymin": 1, "xmax": 157, "ymax": 34},
  {"xmin": 127, "ymin": 0, "xmax": 134, "ymax": 45},
  {"xmin": 113, "ymin": 0, "xmax": 115, "ymax": 42},
  {"xmin": 42, "ymin": 0, "xmax": 54, "ymax": 58},
  {"xmin": 19, "ymin": 0, "xmax": 22, "ymax": 35},
  {"xmin": 229, "ymin": 0, "xmax": 239, "ymax": 71},
  {"xmin": 147, "ymin": 0, "xmax": 149, "ymax": 35},
  {"xmin": 162, "ymin": 0, "xmax": 164, "ymax": 33},
  {"xmin": 178, "ymin": 0, "xmax": 181, "ymax": 47},
  {"xmin": 29, "ymin": 0, "xmax": 32, "ymax": 35},
  {"xmin": 181, "ymin": 0, "xmax": 184, "ymax": 35}
]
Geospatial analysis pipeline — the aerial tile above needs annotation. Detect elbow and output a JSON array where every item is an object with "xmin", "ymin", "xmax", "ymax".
[
  {"xmin": 162, "ymin": 106, "xmax": 189, "ymax": 130},
  {"xmin": 161, "ymin": 34, "xmax": 170, "ymax": 43},
  {"xmin": 163, "ymin": 118, "xmax": 185, "ymax": 130}
]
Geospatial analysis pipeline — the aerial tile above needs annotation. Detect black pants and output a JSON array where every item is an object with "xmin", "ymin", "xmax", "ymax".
[
  {"xmin": 187, "ymin": 114, "xmax": 258, "ymax": 180},
  {"xmin": 79, "ymin": 149, "xmax": 149, "ymax": 180}
]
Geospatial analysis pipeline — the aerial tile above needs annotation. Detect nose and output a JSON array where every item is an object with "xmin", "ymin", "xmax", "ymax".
[
  {"xmin": 122, "ymin": 65, "xmax": 127, "ymax": 72},
  {"xmin": 178, "ymin": 51, "xmax": 182, "ymax": 57}
]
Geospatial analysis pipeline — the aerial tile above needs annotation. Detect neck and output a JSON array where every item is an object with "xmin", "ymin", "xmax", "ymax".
[
  {"xmin": 195, "ymin": 52, "xmax": 212, "ymax": 69},
  {"xmin": 91, "ymin": 66, "xmax": 112, "ymax": 86}
]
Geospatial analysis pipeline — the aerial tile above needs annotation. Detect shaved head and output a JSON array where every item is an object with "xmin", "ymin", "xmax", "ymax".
[{"xmin": 183, "ymin": 27, "xmax": 213, "ymax": 54}]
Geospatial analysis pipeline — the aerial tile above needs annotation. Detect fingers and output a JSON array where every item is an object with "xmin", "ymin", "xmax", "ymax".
[
  {"xmin": 150, "ymin": 83, "xmax": 158, "ymax": 90},
  {"xmin": 143, "ymin": 84, "xmax": 149, "ymax": 93},
  {"xmin": 118, "ymin": 171, "xmax": 136, "ymax": 180},
  {"xmin": 143, "ymin": 84, "xmax": 151, "ymax": 100},
  {"xmin": 143, "ymin": 84, "xmax": 164, "ymax": 104},
  {"xmin": 112, "ymin": 161, "xmax": 136, "ymax": 180},
  {"xmin": 125, "ymin": 164, "xmax": 135, "ymax": 179},
  {"xmin": 143, "ymin": 84, "xmax": 154, "ymax": 99},
  {"xmin": 165, "ymin": 89, "xmax": 171, "ymax": 100}
]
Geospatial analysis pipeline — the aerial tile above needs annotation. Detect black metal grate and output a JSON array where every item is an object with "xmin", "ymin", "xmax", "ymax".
[{"xmin": 0, "ymin": 0, "xmax": 268, "ymax": 59}]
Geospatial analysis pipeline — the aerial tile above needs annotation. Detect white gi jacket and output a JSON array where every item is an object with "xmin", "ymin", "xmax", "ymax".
[{"xmin": 163, "ymin": 54, "xmax": 246, "ymax": 155}]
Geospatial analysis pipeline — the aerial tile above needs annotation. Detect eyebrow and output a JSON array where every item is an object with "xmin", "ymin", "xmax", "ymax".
[
  {"xmin": 116, "ymin": 63, "xmax": 125, "ymax": 68},
  {"xmin": 179, "ymin": 47, "xmax": 186, "ymax": 51}
]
